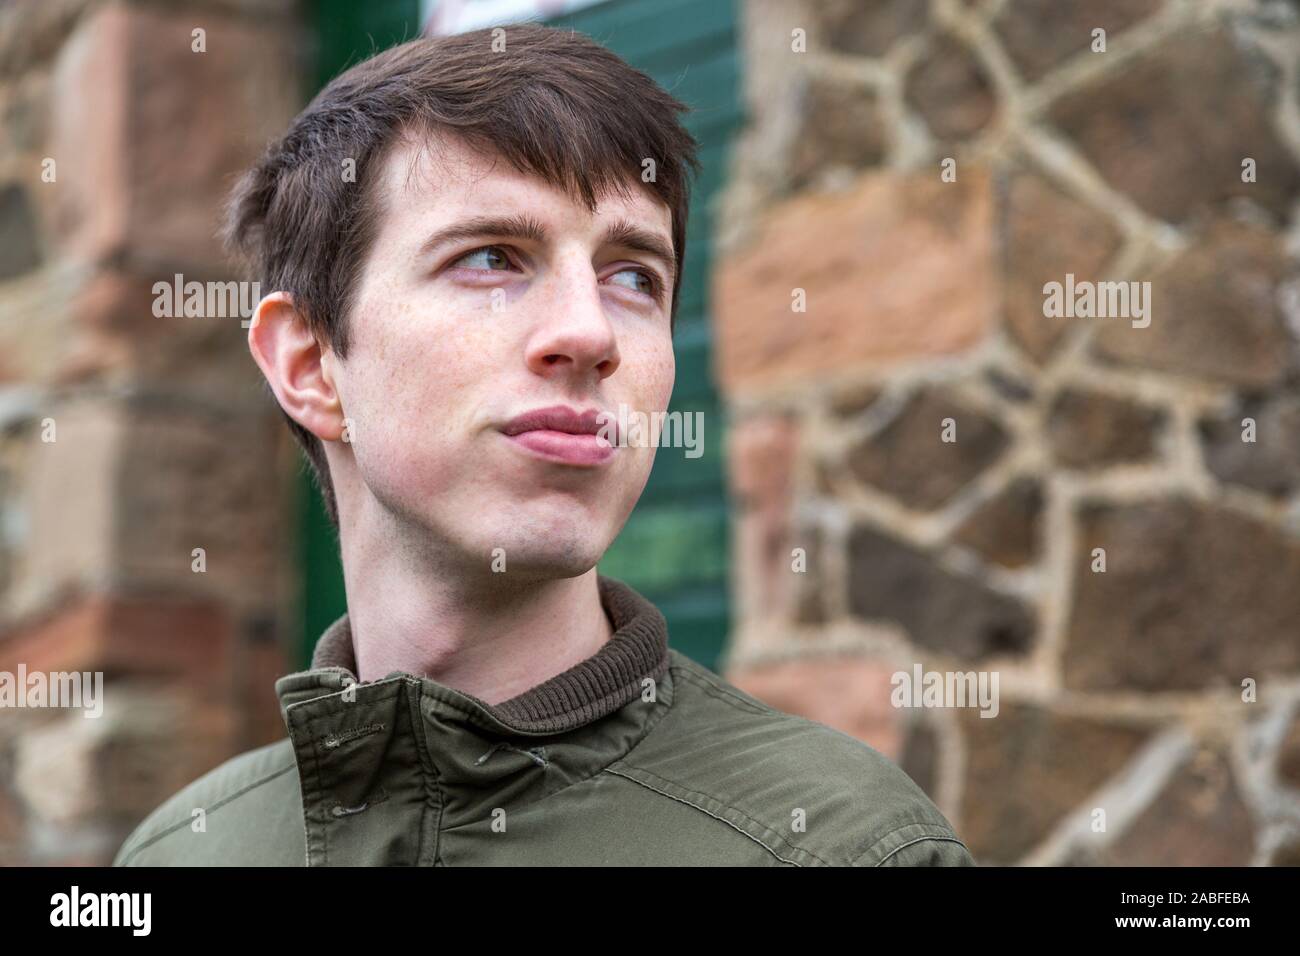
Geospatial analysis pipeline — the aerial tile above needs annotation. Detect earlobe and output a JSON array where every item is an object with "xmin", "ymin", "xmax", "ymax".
[{"xmin": 247, "ymin": 291, "xmax": 346, "ymax": 442}]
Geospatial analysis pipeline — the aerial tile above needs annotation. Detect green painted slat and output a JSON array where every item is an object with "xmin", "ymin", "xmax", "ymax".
[
  {"xmin": 674, "ymin": 230, "xmax": 717, "ymax": 312},
  {"xmin": 691, "ymin": 141, "xmax": 734, "ymax": 210},
  {"xmin": 639, "ymin": 447, "xmax": 725, "ymax": 504},
  {"xmin": 315, "ymin": 0, "xmax": 422, "ymax": 86},
  {"xmin": 549, "ymin": 0, "xmax": 735, "ymax": 59},
  {"xmin": 649, "ymin": 48, "xmax": 744, "ymax": 132},
  {"xmin": 549, "ymin": 0, "xmax": 740, "ymax": 129},
  {"xmin": 599, "ymin": 499, "xmax": 730, "ymax": 591},
  {"xmin": 637, "ymin": 402, "xmax": 726, "ymax": 502},
  {"xmin": 641, "ymin": 587, "xmax": 730, "ymax": 672},
  {"xmin": 298, "ymin": 471, "xmax": 347, "ymax": 667},
  {"xmin": 669, "ymin": 326, "xmax": 718, "ymax": 402}
]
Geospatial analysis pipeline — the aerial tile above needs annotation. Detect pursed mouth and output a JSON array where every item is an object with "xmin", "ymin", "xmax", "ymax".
[
  {"xmin": 499, "ymin": 405, "xmax": 618, "ymax": 466},
  {"xmin": 499, "ymin": 405, "xmax": 618, "ymax": 443}
]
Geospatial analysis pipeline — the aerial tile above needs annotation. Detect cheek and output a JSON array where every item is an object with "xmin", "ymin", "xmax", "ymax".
[
  {"xmin": 618, "ymin": 335, "xmax": 675, "ymax": 481},
  {"xmin": 350, "ymin": 286, "xmax": 486, "ymax": 402},
  {"xmin": 341, "ymin": 295, "xmax": 487, "ymax": 496},
  {"xmin": 624, "ymin": 332, "xmax": 676, "ymax": 410}
]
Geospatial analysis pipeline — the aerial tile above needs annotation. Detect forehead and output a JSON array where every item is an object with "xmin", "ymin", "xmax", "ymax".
[{"xmin": 369, "ymin": 129, "xmax": 672, "ymax": 240}]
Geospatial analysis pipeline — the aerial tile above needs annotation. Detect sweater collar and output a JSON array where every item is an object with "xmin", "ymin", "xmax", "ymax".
[{"xmin": 275, "ymin": 574, "xmax": 670, "ymax": 736}]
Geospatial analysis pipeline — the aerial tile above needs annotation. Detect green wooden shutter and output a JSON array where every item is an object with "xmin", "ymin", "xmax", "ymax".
[{"xmin": 302, "ymin": 0, "xmax": 740, "ymax": 671}]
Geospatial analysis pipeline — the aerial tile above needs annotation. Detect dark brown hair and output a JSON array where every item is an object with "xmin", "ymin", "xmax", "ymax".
[{"xmin": 224, "ymin": 23, "xmax": 699, "ymax": 528}]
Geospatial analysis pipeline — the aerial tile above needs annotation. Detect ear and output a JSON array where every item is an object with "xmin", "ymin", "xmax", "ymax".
[{"xmin": 247, "ymin": 291, "xmax": 345, "ymax": 442}]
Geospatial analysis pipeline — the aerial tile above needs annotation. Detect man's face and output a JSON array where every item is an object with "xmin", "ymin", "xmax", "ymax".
[{"xmin": 322, "ymin": 133, "xmax": 677, "ymax": 579}]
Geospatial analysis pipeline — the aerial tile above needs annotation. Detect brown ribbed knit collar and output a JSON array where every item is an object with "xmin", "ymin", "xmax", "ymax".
[{"xmin": 281, "ymin": 574, "xmax": 670, "ymax": 736}]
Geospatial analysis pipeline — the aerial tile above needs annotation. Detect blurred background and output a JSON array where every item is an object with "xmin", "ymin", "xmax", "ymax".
[{"xmin": 1, "ymin": 0, "xmax": 1299, "ymax": 866}]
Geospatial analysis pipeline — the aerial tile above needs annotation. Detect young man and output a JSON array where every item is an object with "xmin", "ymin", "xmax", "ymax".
[{"xmin": 114, "ymin": 23, "xmax": 973, "ymax": 867}]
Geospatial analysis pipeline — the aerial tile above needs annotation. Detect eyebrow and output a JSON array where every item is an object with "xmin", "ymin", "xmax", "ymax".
[
  {"xmin": 418, "ymin": 214, "xmax": 548, "ymax": 258},
  {"xmin": 602, "ymin": 218, "xmax": 677, "ymax": 288},
  {"xmin": 418, "ymin": 213, "xmax": 677, "ymax": 287}
]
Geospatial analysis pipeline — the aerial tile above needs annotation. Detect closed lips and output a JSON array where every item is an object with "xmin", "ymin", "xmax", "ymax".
[
  {"xmin": 500, "ymin": 406, "xmax": 614, "ymax": 441},
  {"xmin": 499, "ymin": 405, "xmax": 618, "ymax": 466}
]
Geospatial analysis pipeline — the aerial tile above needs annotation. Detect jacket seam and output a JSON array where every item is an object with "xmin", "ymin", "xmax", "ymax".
[
  {"xmin": 674, "ymin": 664, "xmax": 885, "ymax": 759},
  {"xmin": 599, "ymin": 669, "xmax": 677, "ymax": 767},
  {"xmin": 293, "ymin": 706, "xmax": 332, "ymax": 865},
  {"xmin": 670, "ymin": 662, "xmax": 778, "ymax": 718},
  {"xmin": 603, "ymin": 766, "xmax": 805, "ymax": 866},
  {"xmin": 608, "ymin": 760, "xmax": 833, "ymax": 865},
  {"xmin": 873, "ymin": 835, "xmax": 972, "ymax": 866},
  {"xmin": 851, "ymin": 821, "xmax": 970, "ymax": 866},
  {"xmin": 653, "ymin": 664, "xmax": 966, "ymax": 867},
  {"xmin": 116, "ymin": 760, "xmax": 297, "ymax": 865},
  {"xmin": 408, "ymin": 682, "xmax": 445, "ymax": 866}
]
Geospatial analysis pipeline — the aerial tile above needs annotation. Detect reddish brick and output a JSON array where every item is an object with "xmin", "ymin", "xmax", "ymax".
[
  {"xmin": 50, "ymin": 2, "xmax": 298, "ymax": 267},
  {"xmin": 714, "ymin": 169, "xmax": 996, "ymax": 394},
  {"xmin": 0, "ymin": 595, "xmax": 235, "ymax": 690}
]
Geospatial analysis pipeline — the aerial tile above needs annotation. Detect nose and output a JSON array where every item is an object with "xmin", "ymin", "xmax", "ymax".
[{"xmin": 523, "ymin": 255, "xmax": 621, "ymax": 383}]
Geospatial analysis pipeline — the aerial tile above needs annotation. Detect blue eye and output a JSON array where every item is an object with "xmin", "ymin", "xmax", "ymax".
[
  {"xmin": 608, "ymin": 268, "xmax": 656, "ymax": 296},
  {"xmin": 454, "ymin": 246, "xmax": 512, "ymax": 270}
]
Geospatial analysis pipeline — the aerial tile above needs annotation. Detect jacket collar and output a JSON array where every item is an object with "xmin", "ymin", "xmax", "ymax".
[{"xmin": 274, "ymin": 574, "xmax": 670, "ymax": 737}]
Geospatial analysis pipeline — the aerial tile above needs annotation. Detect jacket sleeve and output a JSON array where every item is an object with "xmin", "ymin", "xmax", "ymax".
[
  {"xmin": 111, "ymin": 825, "xmax": 147, "ymax": 866},
  {"xmin": 872, "ymin": 836, "xmax": 976, "ymax": 866},
  {"xmin": 850, "ymin": 820, "xmax": 977, "ymax": 866}
]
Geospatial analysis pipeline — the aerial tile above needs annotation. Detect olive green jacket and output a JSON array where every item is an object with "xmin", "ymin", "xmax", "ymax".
[{"xmin": 114, "ymin": 576, "xmax": 974, "ymax": 866}]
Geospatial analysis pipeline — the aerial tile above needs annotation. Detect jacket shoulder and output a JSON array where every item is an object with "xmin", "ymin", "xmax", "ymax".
[
  {"xmin": 613, "ymin": 650, "xmax": 973, "ymax": 866},
  {"xmin": 113, "ymin": 737, "xmax": 303, "ymax": 866}
]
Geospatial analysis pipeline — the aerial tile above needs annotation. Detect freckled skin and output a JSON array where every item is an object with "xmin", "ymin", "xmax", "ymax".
[
  {"xmin": 249, "ymin": 131, "xmax": 680, "ymax": 693},
  {"xmin": 325, "ymin": 134, "xmax": 676, "ymax": 581}
]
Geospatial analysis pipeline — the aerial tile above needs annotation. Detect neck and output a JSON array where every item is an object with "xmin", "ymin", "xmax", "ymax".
[{"xmin": 335, "ymin": 505, "xmax": 614, "ymax": 704}]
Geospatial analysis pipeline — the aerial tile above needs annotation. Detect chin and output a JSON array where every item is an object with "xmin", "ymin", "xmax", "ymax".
[
  {"xmin": 485, "ymin": 541, "xmax": 604, "ymax": 581},
  {"xmin": 463, "ymin": 512, "xmax": 613, "ymax": 580}
]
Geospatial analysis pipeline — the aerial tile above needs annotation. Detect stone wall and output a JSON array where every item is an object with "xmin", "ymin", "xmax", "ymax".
[
  {"xmin": 718, "ymin": 0, "xmax": 1300, "ymax": 865},
  {"xmin": 0, "ymin": 0, "xmax": 302, "ymax": 864},
  {"xmin": 5, "ymin": 0, "xmax": 1299, "ymax": 870}
]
